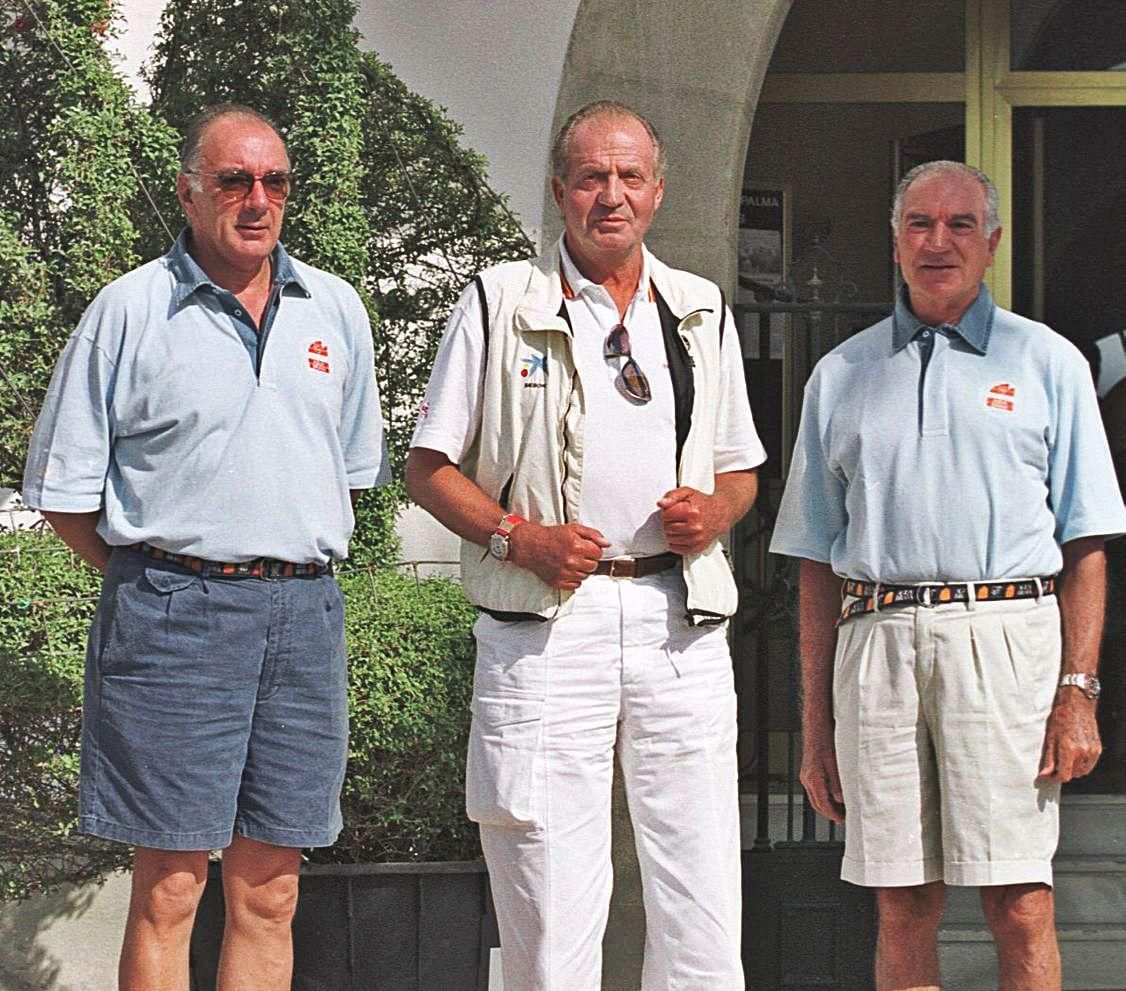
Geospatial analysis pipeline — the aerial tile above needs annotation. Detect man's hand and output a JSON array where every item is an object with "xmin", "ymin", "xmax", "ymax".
[
  {"xmin": 508, "ymin": 522, "xmax": 610, "ymax": 590},
  {"xmin": 1038, "ymin": 535, "xmax": 1107, "ymax": 785},
  {"xmin": 658, "ymin": 487, "xmax": 724, "ymax": 556},
  {"xmin": 1036, "ymin": 692, "xmax": 1102, "ymax": 784},
  {"xmin": 658, "ymin": 470, "xmax": 758, "ymax": 556},
  {"xmin": 800, "ymin": 728, "xmax": 846, "ymax": 824}
]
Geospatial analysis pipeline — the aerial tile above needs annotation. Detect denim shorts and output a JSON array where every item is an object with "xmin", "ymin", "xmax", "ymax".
[{"xmin": 78, "ymin": 547, "xmax": 348, "ymax": 851}]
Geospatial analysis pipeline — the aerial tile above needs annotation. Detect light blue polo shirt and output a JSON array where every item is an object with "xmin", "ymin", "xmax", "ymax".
[
  {"xmin": 770, "ymin": 285, "xmax": 1126, "ymax": 582},
  {"xmin": 23, "ymin": 230, "xmax": 389, "ymax": 564}
]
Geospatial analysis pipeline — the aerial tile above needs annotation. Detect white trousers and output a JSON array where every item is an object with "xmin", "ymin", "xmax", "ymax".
[{"xmin": 467, "ymin": 571, "xmax": 744, "ymax": 991}]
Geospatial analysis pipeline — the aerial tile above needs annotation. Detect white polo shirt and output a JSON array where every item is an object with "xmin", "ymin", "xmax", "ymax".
[{"xmin": 412, "ymin": 239, "xmax": 766, "ymax": 558}]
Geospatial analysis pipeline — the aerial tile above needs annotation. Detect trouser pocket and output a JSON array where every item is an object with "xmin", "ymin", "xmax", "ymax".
[{"xmin": 466, "ymin": 694, "xmax": 545, "ymax": 829}]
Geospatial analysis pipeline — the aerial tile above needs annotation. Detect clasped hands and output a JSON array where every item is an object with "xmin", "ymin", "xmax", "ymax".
[{"xmin": 506, "ymin": 486, "xmax": 724, "ymax": 590}]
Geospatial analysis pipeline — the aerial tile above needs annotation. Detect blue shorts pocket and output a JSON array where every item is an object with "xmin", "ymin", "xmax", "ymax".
[{"xmin": 97, "ymin": 566, "xmax": 204, "ymax": 677}]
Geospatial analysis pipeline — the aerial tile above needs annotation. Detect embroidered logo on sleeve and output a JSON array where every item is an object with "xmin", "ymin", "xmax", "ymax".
[
  {"xmin": 307, "ymin": 340, "xmax": 330, "ymax": 374},
  {"xmin": 418, "ymin": 400, "xmax": 430, "ymax": 419},
  {"xmin": 520, "ymin": 353, "xmax": 547, "ymax": 388},
  {"xmin": 985, "ymin": 382, "xmax": 1015, "ymax": 411}
]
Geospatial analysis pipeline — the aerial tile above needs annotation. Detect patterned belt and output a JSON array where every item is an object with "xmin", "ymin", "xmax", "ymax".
[
  {"xmin": 839, "ymin": 576, "xmax": 1057, "ymax": 625},
  {"xmin": 592, "ymin": 552, "xmax": 680, "ymax": 579},
  {"xmin": 129, "ymin": 542, "xmax": 331, "ymax": 579}
]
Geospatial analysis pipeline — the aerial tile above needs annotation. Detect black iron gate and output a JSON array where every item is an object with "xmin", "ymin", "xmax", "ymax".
[{"xmin": 733, "ymin": 289, "xmax": 889, "ymax": 990}]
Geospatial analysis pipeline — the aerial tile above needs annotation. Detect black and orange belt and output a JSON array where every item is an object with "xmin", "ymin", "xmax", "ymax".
[
  {"xmin": 839, "ymin": 576, "xmax": 1057, "ymax": 625},
  {"xmin": 129, "ymin": 542, "xmax": 331, "ymax": 579}
]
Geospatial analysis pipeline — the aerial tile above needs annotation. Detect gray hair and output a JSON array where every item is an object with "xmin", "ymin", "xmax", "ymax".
[
  {"xmin": 179, "ymin": 104, "xmax": 288, "ymax": 188},
  {"xmin": 550, "ymin": 100, "xmax": 667, "ymax": 181},
  {"xmin": 890, "ymin": 160, "xmax": 1000, "ymax": 236}
]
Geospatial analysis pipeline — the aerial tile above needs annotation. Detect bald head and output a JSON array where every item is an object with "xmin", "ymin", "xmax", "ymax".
[{"xmin": 180, "ymin": 104, "xmax": 289, "ymax": 181}]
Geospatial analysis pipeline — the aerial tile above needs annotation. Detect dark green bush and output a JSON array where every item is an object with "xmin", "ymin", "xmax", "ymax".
[
  {"xmin": 327, "ymin": 568, "xmax": 479, "ymax": 865},
  {"xmin": 0, "ymin": 531, "xmax": 479, "ymax": 901}
]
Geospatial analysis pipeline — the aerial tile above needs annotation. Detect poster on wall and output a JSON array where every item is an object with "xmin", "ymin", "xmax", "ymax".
[{"xmin": 738, "ymin": 184, "xmax": 789, "ymax": 359}]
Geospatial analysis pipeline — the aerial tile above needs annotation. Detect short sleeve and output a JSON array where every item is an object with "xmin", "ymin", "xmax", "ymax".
[
  {"xmin": 769, "ymin": 366, "xmax": 849, "ymax": 563},
  {"xmin": 21, "ymin": 301, "xmax": 118, "ymax": 512},
  {"xmin": 409, "ymin": 282, "xmax": 486, "ymax": 464},
  {"xmin": 713, "ymin": 305, "xmax": 768, "ymax": 473},
  {"xmin": 1047, "ymin": 346, "xmax": 1126, "ymax": 545},
  {"xmin": 339, "ymin": 295, "xmax": 389, "ymax": 489}
]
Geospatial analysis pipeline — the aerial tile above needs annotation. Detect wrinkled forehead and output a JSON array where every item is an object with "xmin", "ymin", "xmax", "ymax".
[
  {"xmin": 901, "ymin": 172, "xmax": 987, "ymax": 219},
  {"xmin": 566, "ymin": 113, "xmax": 657, "ymax": 168}
]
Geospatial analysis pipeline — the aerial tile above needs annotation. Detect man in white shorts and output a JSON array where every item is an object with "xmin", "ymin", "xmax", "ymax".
[
  {"xmin": 405, "ymin": 101, "xmax": 766, "ymax": 989},
  {"xmin": 770, "ymin": 160, "xmax": 1125, "ymax": 990}
]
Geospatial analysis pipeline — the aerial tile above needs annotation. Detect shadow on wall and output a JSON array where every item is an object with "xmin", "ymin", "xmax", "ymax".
[{"xmin": 0, "ymin": 874, "xmax": 129, "ymax": 991}]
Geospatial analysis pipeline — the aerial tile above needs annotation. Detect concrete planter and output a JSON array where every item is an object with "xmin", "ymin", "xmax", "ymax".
[{"xmin": 189, "ymin": 860, "xmax": 498, "ymax": 991}]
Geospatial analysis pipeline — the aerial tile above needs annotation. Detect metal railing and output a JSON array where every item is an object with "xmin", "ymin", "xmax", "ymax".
[{"xmin": 733, "ymin": 289, "xmax": 890, "ymax": 850}]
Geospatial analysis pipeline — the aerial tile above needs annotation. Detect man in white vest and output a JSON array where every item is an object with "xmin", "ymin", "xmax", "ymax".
[{"xmin": 406, "ymin": 101, "xmax": 766, "ymax": 990}]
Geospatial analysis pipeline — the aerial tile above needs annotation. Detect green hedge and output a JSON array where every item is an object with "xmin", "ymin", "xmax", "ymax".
[{"xmin": 0, "ymin": 531, "xmax": 479, "ymax": 901}]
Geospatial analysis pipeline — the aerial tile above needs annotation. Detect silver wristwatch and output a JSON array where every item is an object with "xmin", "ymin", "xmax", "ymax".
[
  {"xmin": 1058, "ymin": 673, "xmax": 1101, "ymax": 701},
  {"xmin": 488, "ymin": 513, "xmax": 525, "ymax": 562}
]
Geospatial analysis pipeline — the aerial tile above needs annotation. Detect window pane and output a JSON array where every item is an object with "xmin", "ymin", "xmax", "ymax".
[
  {"xmin": 1011, "ymin": 0, "xmax": 1126, "ymax": 71},
  {"xmin": 769, "ymin": 0, "xmax": 964, "ymax": 73},
  {"xmin": 1011, "ymin": 107, "xmax": 1126, "ymax": 343}
]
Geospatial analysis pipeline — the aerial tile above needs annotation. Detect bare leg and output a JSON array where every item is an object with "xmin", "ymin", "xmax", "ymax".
[
  {"xmin": 979, "ymin": 883, "xmax": 1060, "ymax": 991},
  {"xmin": 216, "ymin": 836, "xmax": 301, "ymax": 990},
  {"xmin": 875, "ymin": 881, "xmax": 947, "ymax": 990},
  {"xmin": 118, "ymin": 847, "xmax": 209, "ymax": 991}
]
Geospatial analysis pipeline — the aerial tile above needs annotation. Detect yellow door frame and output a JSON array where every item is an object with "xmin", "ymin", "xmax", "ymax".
[{"xmin": 759, "ymin": 0, "xmax": 1126, "ymax": 309}]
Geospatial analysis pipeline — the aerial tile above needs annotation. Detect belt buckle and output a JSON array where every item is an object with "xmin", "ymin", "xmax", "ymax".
[
  {"xmin": 608, "ymin": 558, "xmax": 631, "ymax": 579},
  {"xmin": 917, "ymin": 585, "xmax": 937, "ymax": 607}
]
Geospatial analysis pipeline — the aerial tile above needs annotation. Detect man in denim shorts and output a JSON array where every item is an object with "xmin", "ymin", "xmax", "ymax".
[
  {"xmin": 22, "ymin": 104, "xmax": 387, "ymax": 989},
  {"xmin": 771, "ymin": 161, "xmax": 1125, "ymax": 990}
]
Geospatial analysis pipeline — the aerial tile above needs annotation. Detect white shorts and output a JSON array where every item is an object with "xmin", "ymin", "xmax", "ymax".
[{"xmin": 833, "ymin": 595, "xmax": 1061, "ymax": 888}]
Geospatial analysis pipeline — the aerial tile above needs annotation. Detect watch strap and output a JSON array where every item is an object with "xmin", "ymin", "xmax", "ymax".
[{"xmin": 494, "ymin": 513, "xmax": 525, "ymax": 538}]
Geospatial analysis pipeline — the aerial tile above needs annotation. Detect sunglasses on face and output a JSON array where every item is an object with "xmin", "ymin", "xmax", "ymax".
[
  {"xmin": 186, "ymin": 168, "xmax": 294, "ymax": 202},
  {"xmin": 603, "ymin": 323, "xmax": 652, "ymax": 404}
]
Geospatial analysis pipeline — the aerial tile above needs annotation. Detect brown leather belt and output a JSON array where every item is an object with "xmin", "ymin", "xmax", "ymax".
[{"xmin": 592, "ymin": 552, "xmax": 680, "ymax": 579}]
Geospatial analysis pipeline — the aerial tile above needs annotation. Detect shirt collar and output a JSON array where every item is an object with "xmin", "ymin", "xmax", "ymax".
[
  {"xmin": 892, "ymin": 281, "xmax": 994, "ymax": 354},
  {"xmin": 557, "ymin": 235, "xmax": 653, "ymax": 304},
  {"xmin": 167, "ymin": 227, "xmax": 309, "ymax": 307}
]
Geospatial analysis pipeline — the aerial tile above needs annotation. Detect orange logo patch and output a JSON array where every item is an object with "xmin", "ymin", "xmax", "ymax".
[
  {"xmin": 307, "ymin": 340, "xmax": 330, "ymax": 374},
  {"xmin": 985, "ymin": 382, "xmax": 1015, "ymax": 412}
]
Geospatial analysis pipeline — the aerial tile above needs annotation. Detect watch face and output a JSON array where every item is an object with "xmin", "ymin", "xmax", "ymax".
[{"xmin": 489, "ymin": 532, "xmax": 508, "ymax": 561}]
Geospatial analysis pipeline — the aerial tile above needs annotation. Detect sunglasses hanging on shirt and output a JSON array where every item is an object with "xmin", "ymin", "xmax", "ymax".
[{"xmin": 603, "ymin": 323, "xmax": 652, "ymax": 404}]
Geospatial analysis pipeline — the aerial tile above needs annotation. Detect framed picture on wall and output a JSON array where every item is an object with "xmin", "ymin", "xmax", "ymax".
[{"xmin": 738, "ymin": 182, "xmax": 791, "ymax": 359}]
